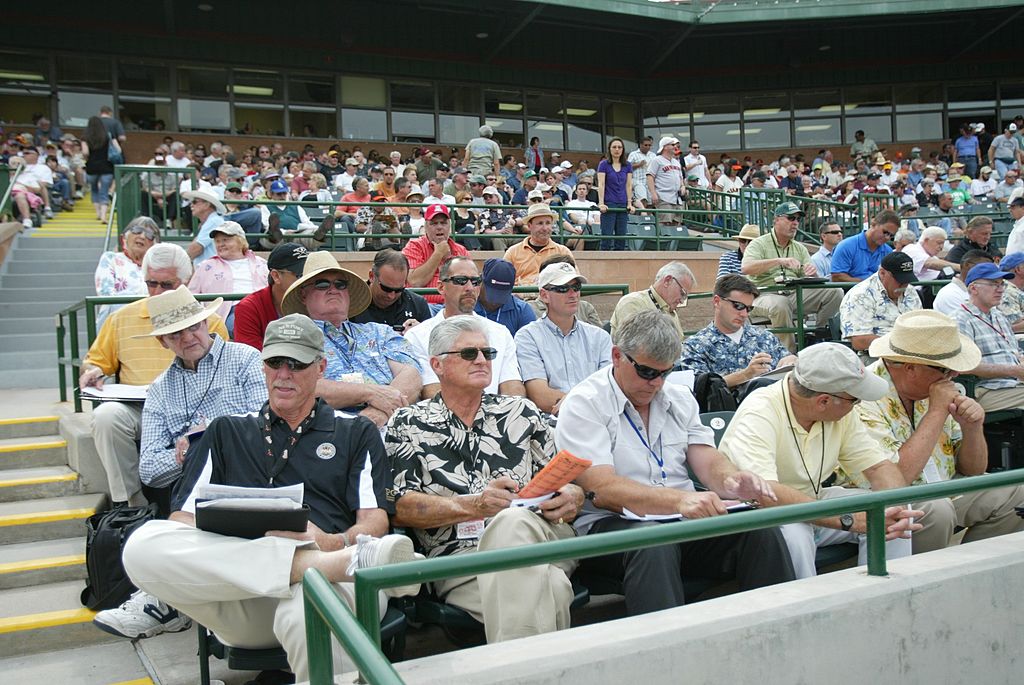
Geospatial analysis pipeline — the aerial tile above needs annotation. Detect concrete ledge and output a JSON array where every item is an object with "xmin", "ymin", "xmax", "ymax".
[
  {"xmin": 57, "ymin": 409, "xmax": 109, "ymax": 499},
  {"xmin": 377, "ymin": 533, "xmax": 1024, "ymax": 684}
]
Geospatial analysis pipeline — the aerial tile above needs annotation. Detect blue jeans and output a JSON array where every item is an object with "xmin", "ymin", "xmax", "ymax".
[
  {"xmin": 995, "ymin": 158, "xmax": 1019, "ymax": 180},
  {"xmin": 88, "ymin": 173, "xmax": 114, "ymax": 204},
  {"xmin": 961, "ymin": 157, "xmax": 979, "ymax": 180},
  {"xmin": 599, "ymin": 203, "xmax": 628, "ymax": 251}
]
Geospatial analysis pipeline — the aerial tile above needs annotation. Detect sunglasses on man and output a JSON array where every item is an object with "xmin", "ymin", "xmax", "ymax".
[
  {"xmin": 442, "ymin": 275, "xmax": 483, "ymax": 286},
  {"xmin": 265, "ymin": 357, "xmax": 316, "ymax": 371},
  {"xmin": 439, "ymin": 347, "xmax": 498, "ymax": 361},
  {"xmin": 311, "ymin": 278, "xmax": 349, "ymax": 292},
  {"xmin": 624, "ymin": 352, "xmax": 674, "ymax": 381}
]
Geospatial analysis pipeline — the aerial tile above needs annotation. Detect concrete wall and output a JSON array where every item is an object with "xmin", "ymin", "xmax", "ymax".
[{"xmin": 383, "ymin": 533, "xmax": 1024, "ymax": 685}]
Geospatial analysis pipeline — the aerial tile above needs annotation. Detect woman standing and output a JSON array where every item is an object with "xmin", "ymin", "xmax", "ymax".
[
  {"xmin": 525, "ymin": 136, "xmax": 544, "ymax": 173},
  {"xmin": 596, "ymin": 137, "xmax": 633, "ymax": 251},
  {"xmin": 82, "ymin": 116, "xmax": 114, "ymax": 223}
]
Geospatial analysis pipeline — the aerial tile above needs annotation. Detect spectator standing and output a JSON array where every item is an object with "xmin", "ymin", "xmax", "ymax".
[{"xmin": 596, "ymin": 138, "xmax": 633, "ymax": 251}]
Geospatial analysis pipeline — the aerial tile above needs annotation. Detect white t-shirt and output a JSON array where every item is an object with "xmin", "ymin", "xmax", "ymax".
[
  {"xmin": 716, "ymin": 175, "xmax": 744, "ymax": 194},
  {"xmin": 226, "ymin": 258, "xmax": 253, "ymax": 294},
  {"xmin": 333, "ymin": 172, "xmax": 356, "ymax": 193},
  {"xmin": 16, "ymin": 162, "xmax": 53, "ymax": 190},
  {"xmin": 683, "ymin": 153, "xmax": 710, "ymax": 188},
  {"xmin": 165, "ymin": 155, "xmax": 191, "ymax": 169},
  {"xmin": 902, "ymin": 242, "xmax": 939, "ymax": 281},
  {"xmin": 403, "ymin": 310, "xmax": 522, "ymax": 391},
  {"xmin": 933, "ymin": 280, "xmax": 969, "ymax": 318}
]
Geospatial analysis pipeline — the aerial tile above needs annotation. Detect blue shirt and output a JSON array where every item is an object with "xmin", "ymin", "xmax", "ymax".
[
  {"xmin": 475, "ymin": 296, "xmax": 537, "ymax": 337},
  {"xmin": 681, "ymin": 322, "xmax": 788, "ymax": 377},
  {"xmin": 193, "ymin": 213, "xmax": 225, "ymax": 264},
  {"xmin": 810, "ymin": 246, "xmax": 833, "ymax": 279},
  {"xmin": 830, "ymin": 232, "xmax": 893, "ymax": 280},
  {"xmin": 716, "ymin": 249, "xmax": 743, "ymax": 279},
  {"xmin": 515, "ymin": 316, "xmax": 612, "ymax": 393},
  {"xmin": 319, "ymin": 320, "xmax": 420, "ymax": 386}
]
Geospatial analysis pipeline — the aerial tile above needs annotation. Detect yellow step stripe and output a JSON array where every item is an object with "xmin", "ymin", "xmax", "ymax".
[
  {"xmin": 0, "ymin": 416, "xmax": 58, "ymax": 426},
  {"xmin": 108, "ymin": 679, "xmax": 155, "ymax": 685},
  {"xmin": 0, "ymin": 440, "xmax": 67, "ymax": 454},
  {"xmin": 0, "ymin": 554, "xmax": 86, "ymax": 575},
  {"xmin": 0, "ymin": 507, "xmax": 95, "ymax": 527},
  {"xmin": 0, "ymin": 472, "xmax": 77, "ymax": 488},
  {"xmin": 0, "ymin": 607, "xmax": 95, "ymax": 634}
]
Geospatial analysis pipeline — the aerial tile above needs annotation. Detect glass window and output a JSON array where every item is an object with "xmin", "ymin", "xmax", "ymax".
[
  {"xmin": 342, "ymin": 108, "xmax": 387, "ymax": 141},
  {"xmin": 290, "ymin": 74, "xmax": 335, "ymax": 105},
  {"xmin": 233, "ymin": 103, "xmax": 284, "ymax": 135},
  {"xmin": 564, "ymin": 94, "xmax": 600, "ymax": 120},
  {"xmin": 948, "ymin": 83, "xmax": 995, "ymax": 110},
  {"xmin": 692, "ymin": 123, "xmax": 736, "ymax": 151},
  {"xmin": 485, "ymin": 89, "xmax": 522, "ymax": 116},
  {"xmin": 177, "ymin": 98, "xmax": 230, "ymax": 131},
  {"xmin": 606, "ymin": 99, "xmax": 637, "ymax": 126},
  {"xmin": 527, "ymin": 120, "xmax": 563, "ymax": 151},
  {"xmin": 0, "ymin": 95, "xmax": 49, "ymax": 125},
  {"xmin": 644, "ymin": 126, "xmax": 691, "ymax": 146},
  {"xmin": 117, "ymin": 62, "xmax": 170, "ymax": 94},
  {"xmin": 895, "ymin": 84, "xmax": 942, "ymax": 112},
  {"xmin": 567, "ymin": 122, "xmax": 602, "ymax": 152},
  {"xmin": 440, "ymin": 114, "xmax": 480, "ymax": 144},
  {"xmin": 743, "ymin": 120, "xmax": 790, "ymax": 149},
  {"xmin": 288, "ymin": 107, "xmax": 336, "ymax": 138},
  {"xmin": 526, "ymin": 91, "xmax": 562, "ymax": 120},
  {"xmin": 56, "ymin": 55, "xmax": 111, "ymax": 91},
  {"xmin": 845, "ymin": 115, "xmax": 892, "ymax": 143},
  {"xmin": 743, "ymin": 92, "xmax": 789, "ymax": 120},
  {"xmin": 0, "ymin": 51, "xmax": 48, "ymax": 88},
  {"xmin": 392, "ymin": 111, "xmax": 434, "ymax": 138},
  {"xmin": 390, "ymin": 81, "xmax": 434, "ymax": 110},
  {"xmin": 896, "ymin": 112, "xmax": 942, "ymax": 141},
  {"xmin": 607, "ymin": 126, "xmax": 638, "ymax": 153},
  {"xmin": 439, "ymin": 84, "xmax": 480, "ymax": 113},
  {"xmin": 341, "ymin": 76, "xmax": 385, "ymax": 108},
  {"xmin": 485, "ymin": 117, "xmax": 523, "ymax": 149},
  {"xmin": 642, "ymin": 99, "xmax": 689, "ymax": 126},
  {"xmin": 692, "ymin": 95, "xmax": 738, "ymax": 123},
  {"xmin": 58, "ymin": 92, "xmax": 113, "ymax": 127},
  {"xmin": 794, "ymin": 118, "xmax": 841, "ymax": 146},
  {"xmin": 793, "ymin": 90, "xmax": 840, "ymax": 118},
  {"xmin": 232, "ymin": 70, "xmax": 281, "ymax": 100},
  {"xmin": 119, "ymin": 96, "xmax": 172, "ymax": 131},
  {"xmin": 178, "ymin": 67, "xmax": 228, "ymax": 98},
  {"xmin": 844, "ymin": 86, "xmax": 891, "ymax": 115}
]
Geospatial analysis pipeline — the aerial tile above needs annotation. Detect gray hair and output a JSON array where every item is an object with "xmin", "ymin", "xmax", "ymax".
[
  {"xmin": 142, "ymin": 243, "xmax": 192, "ymax": 282},
  {"xmin": 920, "ymin": 226, "xmax": 947, "ymax": 242},
  {"xmin": 169, "ymin": 141, "xmax": 185, "ymax": 153},
  {"xmin": 893, "ymin": 228, "xmax": 916, "ymax": 244},
  {"xmin": 654, "ymin": 261, "xmax": 696, "ymax": 289},
  {"xmin": 479, "ymin": 125, "xmax": 494, "ymax": 138},
  {"xmin": 428, "ymin": 315, "xmax": 487, "ymax": 357},
  {"xmin": 614, "ymin": 310, "xmax": 681, "ymax": 366},
  {"xmin": 123, "ymin": 216, "xmax": 160, "ymax": 240}
]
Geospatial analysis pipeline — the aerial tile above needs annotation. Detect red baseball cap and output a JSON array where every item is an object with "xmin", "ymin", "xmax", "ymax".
[{"xmin": 424, "ymin": 203, "xmax": 450, "ymax": 222}]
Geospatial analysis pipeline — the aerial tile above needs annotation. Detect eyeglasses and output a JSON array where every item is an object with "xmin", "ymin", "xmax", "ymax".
[
  {"xmin": 265, "ymin": 357, "xmax": 316, "ymax": 371},
  {"xmin": 439, "ymin": 347, "xmax": 498, "ymax": 361},
  {"xmin": 782, "ymin": 215, "xmax": 802, "ymax": 222},
  {"xmin": 881, "ymin": 230, "xmax": 895, "ymax": 238},
  {"xmin": 689, "ymin": 145, "xmax": 699, "ymax": 150},
  {"xmin": 974, "ymin": 280, "xmax": 1007, "ymax": 290},
  {"xmin": 543, "ymin": 282, "xmax": 582, "ymax": 294},
  {"xmin": 377, "ymin": 282, "xmax": 405, "ymax": 294},
  {"xmin": 722, "ymin": 297, "xmax": 754, "ymax": 313},
  {"xmin": 923, "ymin": 364, "xmax": 955, "ymax": 379},
  {"xmin": 670, "ymin": 276, "xmax": 689, "ymax": 305},
  {"xmin": 529, "ymin": 197, "xmax": 543, "ymax": 203},
  {"xmin": 822, "ymin": 230, "xmax": 843, "ymax": 235},
  {"xmin": 163, "ymin": 322, "xmax": 204, "ymax": 341},
  {"xmin": 443, "ymin": 275, "xmax": 483, "ymax": 286},
  {"xmin": 145, "ymin": 279, "xmax": 177, "ymax": 290},
  {"xmin": 190, "ymin": 199, "xmax": 206, "ymax": 205},
  {"xmin": 126, "ymin": 226, "xmax": 157, "ymax": 240},
  {"xmin": 623, "ymin": 352, "xmax": 674, "ymax": 381},
  {"xmin": 825, "ymin": 392, "xmax": 860, "ymax": 406},
  {"xmin": 311, "ymin": 278, "xmax": 349, "ymax": 292}
]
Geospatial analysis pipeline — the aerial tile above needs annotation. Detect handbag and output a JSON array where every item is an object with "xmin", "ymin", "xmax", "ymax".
[{"xmin": 106, "ymin": 132, "xmax": 124, "ymax": 165}]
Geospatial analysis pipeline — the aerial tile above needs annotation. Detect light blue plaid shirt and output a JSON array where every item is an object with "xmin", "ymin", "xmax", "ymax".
[
  {"xmin": 955, "ymin": 302, "xmax": 1021, "ymax": 390},
  {"xmin": 140, "ymin": 336, "xmax": 267, "ymax": 487}
]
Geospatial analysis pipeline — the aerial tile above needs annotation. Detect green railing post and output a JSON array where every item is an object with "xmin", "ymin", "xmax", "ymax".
[
  {"xmin": 865, "ymin": 505, "xmax": 888, "ymax": 577},
  {"xmin": 795, "ymin": 285, "xmax": 806, "ymax": 349},
  {"xmin": 354, "ymin": 575, "xmax": 382, "ymax": 647},
  {"xmin": 68, "ymin": 308, "xmax": 82, "ymax": 413},
  {"xmin": 304, "ymin": 578, "xmax": 337, "ymax": 685},
  {"xmin": 56, "ymin": 313, "xmax": 67, "ymax": 403}
]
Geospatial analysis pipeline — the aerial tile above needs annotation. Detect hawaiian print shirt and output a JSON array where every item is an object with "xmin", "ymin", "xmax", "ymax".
[
  {"xmin": 94, "ymin": 251, "xmax": 147, "ymax": 328},
  {"xmin": 839, "ymin": 272, "xmax": 921, "ymax": 340},
  {"xmin": 681, "ymin": 322, "xmax": 788, "ymax": 376},
  {"xmin": 317, "ymin": 320, "xmax": 419, "ymax": 386},
  {"xmin": 997, "ymin": 280, "xmax": 1024, "ymax": 324}
]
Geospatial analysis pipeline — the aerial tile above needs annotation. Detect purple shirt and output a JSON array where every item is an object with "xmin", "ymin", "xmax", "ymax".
[{"xmin": 597, "ymin": 159, "xmax": 630, "ymax": 205}]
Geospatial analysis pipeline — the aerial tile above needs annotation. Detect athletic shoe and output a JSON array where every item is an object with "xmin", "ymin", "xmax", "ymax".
[
  {"xmin": 93, "ymin": 589, "xmax": 192, "ymax": 639},
  {"xmin": 21, "ymin": 218, "xmax": 32, "ymax": 230},
  {"xmin": 44, "ymin": 207, "xmax": 53, "ymax": 219},
  {"xmin": 74, "ymin": 190, "xmax": 84, "ymax": 199},
  {"xmin": 346, "ymin": 534, "xmax": 422, "ymax": 597}
]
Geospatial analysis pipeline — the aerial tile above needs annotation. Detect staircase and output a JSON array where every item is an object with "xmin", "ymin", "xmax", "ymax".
[{"xmin": 0, "ymin": 200, "xmax": 109, "ymax": 389}]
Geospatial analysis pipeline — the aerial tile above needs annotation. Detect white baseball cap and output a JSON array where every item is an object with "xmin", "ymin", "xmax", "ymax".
[{"xmin": 792, "ymin": 343, "xmax": 887, "ymax": 402}]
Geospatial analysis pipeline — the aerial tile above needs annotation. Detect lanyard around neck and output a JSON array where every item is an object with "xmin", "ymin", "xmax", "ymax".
[{"xmin": 624, "ymin": 411, "xmax": 666, "ymax": 485}]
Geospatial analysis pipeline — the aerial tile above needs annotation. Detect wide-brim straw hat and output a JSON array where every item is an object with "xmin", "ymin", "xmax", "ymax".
[
  {"xmin": 281, "ymin": 251, "xmax": 371, "ymax": 319},
  {"xmin": 181, "ymin": 189, "xmax": 226, "ymax": 214},
  {"xmin": 138, "ymin": 285, "xmax": 222, "ymax": 337},
  {"xmin": 737, "ymin": 223, "xmax": 761, "ymax": 240},
  {"xmin": 524, "ymin": 201, "xmax": 557, "ymax": 223},
  {"xmin": 869, "ymin": 310, "xmax": 981, "ymax": 372}
]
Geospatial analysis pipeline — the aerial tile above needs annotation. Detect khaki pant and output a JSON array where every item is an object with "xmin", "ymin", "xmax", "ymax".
[
  {"xmin": 91, "ymin": 401, "xmax": 144, "ymax": 503},
  {"xmin": 752, "ymin": 287, "xmax": 843, "ymax": 351},
  {"xmin": 434, "ymin": 508, "xmax": 577, "ymax": 643},
  {"xmin": 975, "ymin": 385, "xmax": 1024, "ymax": 412},
  {"xmin": 912, "ymin": 485, "xmax": 1024, "ymax": 554},
  {"xmin": 123, "ymin": 519, "xmax": 386, "ymax": 682},
  {"xmin": 654, "ymin": 200, "xmax": 684, "ymax": 226}
]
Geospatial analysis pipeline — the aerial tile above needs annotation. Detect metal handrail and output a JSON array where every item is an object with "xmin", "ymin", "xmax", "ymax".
[
  {"xmin": 0, "ymin": 165, "xmax": 24, "ymax": 221},
  {"xmin": 102, "ymin": 190, "xmax": 118, "ymax": 252}
]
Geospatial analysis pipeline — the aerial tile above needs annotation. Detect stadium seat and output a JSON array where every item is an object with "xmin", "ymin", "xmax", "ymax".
[{"xmin": 626, "ymin": 214, "xmax": 657, "ymax": 251}]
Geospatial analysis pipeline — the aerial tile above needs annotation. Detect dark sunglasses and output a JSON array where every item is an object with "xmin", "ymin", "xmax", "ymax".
[
  {"xmin": 126, "ymin": 226, "xmax": 157, "ymax": 240},
  {"xmin": 623, "ymin": 352, "xmax": 674, "ymax": 381},
  {"xmin": 378, "ymin": 282, "xmax": 405, "ymax": 294},
  {"xmin": 543, "ymin": 282, "xmax": 582, "ymax": 294},
  {"xmin": 881, "ymin": 230, "xmax": 895, "ymax": 238},
  {"xmin": 265, "ymin": 357, "xmax": 316, "ymax": 371},
  {"xmin": 442, "ymin": 275, "xmax": 483, "ymax": 286},
  {"xmin": 822, "ymin": 230, "xmax": 843, "ymax": 235},
  {"xmin": 439, "ymin": 347, "xmax": 498, "ymax": 361},
  {"xmin": 145, "ymin": 279, "xmax": 176, "ymax": 290},
  {"xmin": 722, "ymin": 297, "xmax": 754, "ymax": 313},
  {"xmin": 311, "ymin": 278, "xmax": 349, "ymax": 291}
]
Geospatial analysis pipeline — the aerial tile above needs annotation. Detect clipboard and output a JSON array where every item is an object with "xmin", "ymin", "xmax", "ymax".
[{"xmin": 195, "ymin": 501, "xmax": 310, "ymax": 539}]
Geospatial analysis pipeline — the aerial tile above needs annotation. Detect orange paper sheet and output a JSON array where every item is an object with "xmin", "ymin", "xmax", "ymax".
[{"xmin": 518, "ymin": 450, "xmax": 592, "ymax": 499}]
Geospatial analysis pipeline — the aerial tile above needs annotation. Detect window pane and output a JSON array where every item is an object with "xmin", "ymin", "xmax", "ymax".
[
  {"xmin": 485, "ymin": 89, "xmax": 521, "ymax": 116},
  {"xmin": 608, "ymin": 126, "xmax": 638, "ymax": 153},
  {"xmin": 233, "ymin": 103, "xmax": 284, "ymax": 135},
  {"xmin": 288, "ymin": 108, "xmax": 336, "ymax": 138},
  {"xmin": 342, "ymin": 108, "xmax": 386, "ymax": 141},
  {"xmin": 606, "ymin": 99, "xmax": 636, "ymax": 126},
  {"xmin": 0, "ymin": 51, "xmax": 48, "ymax": 89},
  {"xmin": 526, "ymin": 91, "xmax": 562, "ymax": 120},
  {"xmin": 794, "ymin": 118, "xmax": 841, "ymax": 146},
  {"xmin": 692, "ymin": 95, "xmax": 738, "ymax": 123},
  {"xmin": 527, "ymin": 120, "xmax": 563, "ymax": 151},
  {"xmin": 845, "ymin": 115, "xmax": 892, "ymax": 144},
  {"xmin": 895, "ymin": 84, "xmax": 942, "ymax": 112},
  {"xmin": 642, "ymin": 99, "xmax": 689, "ymax": 126},
  {"xmin": 232, "ymin": 70, "xmax": 281, "ymax": 100},
  {"xmin": 844, "ymin": 86, "xmax": 891, "ymax": 115},
  {"xmin": 177, "ymin": 98, "xmax": 230, "ymax": 131},
  {"xmin": 692, "ymin": 123, "xmax": 736, "ymax": 151},
  {"xmin": 56, "ymin": 55, "xmax": 110, "ymax": 91},
  {"xmin": 439, "ymin": 84, "xmax": 480, "ymax": 113},
  {"xmin": 948, "ymin": 83, "xmax": 995, "ymax": 110},
  {"xmin": 392, "ymin": 111, "xmax": 434, "ymax": 137},
  {"xmin": 440, "ymin": 114, "xmax": 480, "ymax": 144},
  {"xmin": 743, "ymin": 120, "xmax": 790, "ymax": 149},
  {"xmin": 564, "ymin": 94, "xmax": 600, "ymax": 121},
  {"xmin": 567, "ymin": 122, "xmax": 602, "ymax": 152},
  {"xmin": 117, "ymin": 62, "xmax": 169, "ymax": 95},
  {"xmin": 743, "ymin": 92, "xmax": 789, "ymax": 120},
  {"xmin": 119, "ymin": 96, "xmax": 172, "ymax": 131},
  {"xmin": 178, "ymin": 67, "xmax": 228, "ymax": 98},
  {"xmin": 793, "ymin": 90, "xmax": 840, "ymax": 118},
  {"xmin": 341, "ymin": 76, "xmax": 385, "ymax": 108},
  {"xmin": 58, "ymin": 92, "xmax": 113, "ymax": 127},
  {"xmin": 390, "ymin": 81, "xmax": 434, "ymax": 110},
  {"xmin": 644, "ymin": 126, "xmax": 691, "ymax": 146},
  {"xmin": 290, "ymin": 74, "xmax": 335, "ymax": 105},
  {"xmin": 485, "ymin": 117, "xmax": 523, "ymax": 149},
  {"xmin": 0, "ymin": 95, "xmax": 49, "ymax": 125},
  {"xmin": 896, "ymin": 112, "xmax": 942, "ymax": 141}
]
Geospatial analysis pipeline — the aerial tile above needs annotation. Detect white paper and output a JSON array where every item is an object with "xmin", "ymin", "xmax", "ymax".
[
  {"xmin": 621, "ymin": 507, "xmax": 684, "ymax": 521},
  {"xmin": 82, "ymin": 383, "xmax": 149, "ymax": 402},
  {"xmin": 196, "ymin": 482, "xmax": 304, "ymax": 505},
  {"xmin": 758, "ymin": 364, "xmax": 794, "ymax": 381},
  {"xmin": 666, "ymin": 370, "xmax": 695, "ymax": 390},
  {"xmin": 509, "ymin": 493, "xmax": 556, "ymax": 508},
  {"xmin": 196, "ymin": 497, "xmax": 302, "ymax": 512}
]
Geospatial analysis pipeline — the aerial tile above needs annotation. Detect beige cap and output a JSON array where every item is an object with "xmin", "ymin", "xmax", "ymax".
[{"xmin": 793, "ymin": 343, "xmax": 887, "ymax": 401}]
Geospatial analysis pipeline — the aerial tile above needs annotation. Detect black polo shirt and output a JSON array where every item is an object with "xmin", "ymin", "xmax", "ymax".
[
  {"xmin": 172, "ymin": 399, "xmax": 392, "ymax": 533},
  {"xmin": 350, "ymin": 285, "xmax": 432, "ymax": 329}
]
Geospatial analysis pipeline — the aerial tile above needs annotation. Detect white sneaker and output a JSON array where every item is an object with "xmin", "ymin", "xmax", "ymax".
[
  {"xmin": 347, "ymin": 534, "xmax": 422, "ymax": 597},
  {"xmin": 74, "ymin": 190, "xmax": 84, "ymax": 199},
  {"xmin": 44, "ymin": 207, "xmax": 53, "ymax": 219},
  {"xmin": 93, "ymin": 589, "xmax": 192, "ymax": 639},
  {"xmin": 21, "ymin": 218, "xmax": 32, "ymax": 230}
]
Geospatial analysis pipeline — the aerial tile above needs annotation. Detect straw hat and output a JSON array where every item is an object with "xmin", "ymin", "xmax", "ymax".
[
  {"xmin": 141, "ymin": 286, "xmax": 222, "ymax": 337},
  {"xmin": 524, "ymin": 201, "xmax": 557, "ymax": 223},
  {"xmin": 280, "ymin": 251, "xmax": 371, "ymax": 319},
  {"xmin": 737, "ymin": 224, "xmax": 761, "ymax": 241},
  {"xmin": 181, "ymin": 189, "xmax": 225, "ymax": 215},
  {"xmin": 868, "ymin": 310, "xmax": 981, "ymax": 372}
]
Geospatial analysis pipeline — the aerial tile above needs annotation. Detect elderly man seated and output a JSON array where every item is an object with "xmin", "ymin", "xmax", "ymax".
[
  {"xmin": 934, "ymin": 250, "xmax": 994, "ymax": 317},
  {"xmin": 95, "ymin": 315, "xmax": 417, "ymax": 683},
  {"xmin": 844, "ymin": 311, "xmax": 1024, "ymax": 553},
  {"xmin": 403, "ymin": 204, "xmax": 470, "ymax": 305},
  {"xmin": 387, "ymin": 315, "xmax": 583, "ymax": 643},
  {"xmin": 996, "ymin": 252, "xmax": 1024, "ymax": 333},
  {"xmin": 682, "ymin": 274, "xmax": 796, "ymax": 388},
  {"xmin": 281, "ymin": 252, "xmax": 422, "ymax": 427},
  {"xmin": 839, "ymin": 251, "xmax": 922, "ymax": 353},
  {"xmin": 901, "ymin": 226, "xmax": 959, "ymax": 283},
  {"xmin": 610, "ymin": 261, "xmax": 694, "ymax": 342}
]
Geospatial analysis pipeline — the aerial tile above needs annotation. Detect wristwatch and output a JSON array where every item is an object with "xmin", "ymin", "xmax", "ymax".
[{"xmin": 839, "ymin": 513, "xmax": 854, "ymax": 531}]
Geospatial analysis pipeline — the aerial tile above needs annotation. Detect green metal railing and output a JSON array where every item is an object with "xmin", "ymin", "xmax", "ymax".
[
  {"xmin": 113, "ymin": 165, "xmax": 199, "ymax": 236},
  {"xmin": 304, "ymin": 469, "xmax": 1024, "ymax": 684},
  {"xmin": 0, "ymin": 165, "xmax": 13, "ymax": 219}
]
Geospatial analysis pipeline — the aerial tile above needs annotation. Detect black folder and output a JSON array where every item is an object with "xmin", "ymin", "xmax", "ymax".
[{"xmin": 195, "ymin": 501, "xmax": 310, "ymax": 539}]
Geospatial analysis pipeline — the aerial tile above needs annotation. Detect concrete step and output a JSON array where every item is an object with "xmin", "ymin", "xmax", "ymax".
[
  {"xmin": 0, "ymin": 640, "xmax": 152, "ymax": 685},
  {"xmin": 0, "ymin": 493, "xmax": 105, "ymax": 544},
  {"xmin": 0, "ymin": 538, "xmax": 86, "ymax": 590},
  {"xmin": 0, "ymin": 350, "xmax": 59, "ymax": 371},
  {"xmin": 0, "ymin": 302, "xmax": 69, "ymax": 318},
  {"xmin": 0, "ymin": 580, "xmax": 117, "ymax": 657},
  {"xmin": 1, "ymin": 273, "xmax": 96, "ymax": 290},
  {"xmin": 0, "ymin": 418, "xmax": 61, "ymax": 441},
  {"xmin": 0, "ymin": 370, "xmax": 61, "ymax": 390},
  {"xmin": 0, "ymin": 287, "xmax": 95, "ymax": 305},
  {"xmin": 2, "ymin": 332, "xmax": 88, "ymax": 352},
  {"xmin": 0, "ymin": 466, "xmax": 80, "ymax": 502},
  {"xmin": 5, "ymin": 259, "xmax": 97, "ymax": 275},
  {"xmin": 0, "ymin": 318, "xmax": 63, "ymax": 335},
  {"xmin": 11, "ymin": 248, "xmax": 103, "ymax": 262}
]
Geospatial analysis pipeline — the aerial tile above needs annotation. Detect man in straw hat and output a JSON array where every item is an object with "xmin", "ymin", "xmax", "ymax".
[
  {"xmin": 716, "ymin": 222, "xmax": 760, "ymax": 279},
  {"xmin": 137, "ymin": 286, "xmax": 267, "ymax": 492},
  {"xmin": 182, "ymin": 188, "xmax": 226, "ymax": 264},
  {"xmin": 79, "ymin": 244, "xmax": 229, "ymax": 508},
  {"xmin": 843, "ymin": 310, "xmax": 1024, "ymax": 552},
  {"xmin": 281, "ymin": 251, "xmax": 421, "ymax": 427},
  {"xmin": 719, "ymin": 343, "xmax": 923, "ymax": 578},
  {"xmin": 502, "ymin": 201, "xmax": 573, "ymax": 286},
  {"xmin": 99, "ymin": 314, "xmax": 418, "ymax": 682}
]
